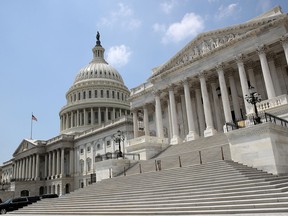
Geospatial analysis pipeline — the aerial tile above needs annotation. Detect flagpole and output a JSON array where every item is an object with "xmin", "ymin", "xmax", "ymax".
[{"xmin": 30, "ymin": 112, "xmax": 33, "ymax": 139}]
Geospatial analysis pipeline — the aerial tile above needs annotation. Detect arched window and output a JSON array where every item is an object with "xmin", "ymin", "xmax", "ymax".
[
  {"xmin": 79, "ymin": 160, "xmax": 84, "ymax": 173},
  {"xmin": 86, "ymin": 158, "xmax": 91, "ymax": 172}
]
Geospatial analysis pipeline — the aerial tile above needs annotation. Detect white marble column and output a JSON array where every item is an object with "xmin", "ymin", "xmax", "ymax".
[
  {"xmin": 168, "ymin": 85, "xmax": 182, "ymax": 144},
  {"xmin": 257, "ymin": 45, "xmax": 276, "ymax": 99},
  {"xmin": 71, "ymin": 111, "xmax": 74, "ymax": 127},
  {"xmin": 28, "ymin": 156, "xmax": 32, "ymax": 179},
  {"xmin": 61, "ymin": 148, "xmax": 65, "ymax": 177},
  {"xmin": 91, "ymin": 108, "xmax": 95, "ymax": 125},
  {"xmin": 235, "ymin": 54, "xmax": 250, "ymax": 113},
  {"xmin": 98, "ymin": 107, "xmax": 101, "ymax": 125},
  {"xmin": 32, "ymin": 154, "xmax": 35, "ymax": 179},
  {"xmin": 267, "ymin": 52, "xmax": 281, "ymax": 96},
  {"xmin": 183, "ymin": 78, "xmax": 198, "ymax": 141},
  {"xmin": 210, "ymin": 82, "xmax": 223, "ymax": 131},
  {"xmin": 69, "ymin": 148, "xmax": 74, "ymax": 176},
  {"xmin": 35, "ymin": 154, "xmax": 39, "ymax": 180},
  {"xmin": 48, "ymin": 152, "xmax": 51, "ymax": 177},
  {"xmin": 66, "ymin": 113, "xmax": 69, "ymax": 129},
  {"xmin": 44, "ymin": 154, "xmax": 47, "ymax": 178},
  {"xmin": 56, "ymin": 149, "xmax": 60, "ymax": 176},
  {"xmin": 83, "ymin": 109, "xmax": 88, "ymax": 126},
  {"xmin": 198, "ymin": 72, "xmax": 217, "ymax": 137},
  {"xmin": 154, "ymin": 91, "xmax": 164, "ymax": 138},
  {"xmin": 76, "ymin": 110, "xmax": 80, "ymax": 126},
  {"xmin": 281, "ymin": 34, "xmax": 288, "ymax": 65},
  {"xmin": 195, "ymin": 88, "xmax": 205, "ymax": 136},
  {"xmin": 216, "ymin": 63, "xmax": 233, "ymax": 123},
  {"xmin": 52, "ymin": 151, "xmax": 56, "ymax": 177},
  {"xmin": 166, "ymin": 97, "xmax": 172, "ymax": 139},
  {"xmin": 228, "ymin": 72, "xmax": 242, "ymax": 120},
  {"xmin": 132, "ymin": 109, "xmax": 139, "ymax": 138},
  {"xmin": 143, "ymin": 105, "xmax": 149, "ymax": 136}
]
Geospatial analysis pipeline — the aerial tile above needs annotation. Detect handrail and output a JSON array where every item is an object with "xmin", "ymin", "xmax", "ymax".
[{"xmin": 265, "ymin": 112, "xmax": 288, "ymax": 127}]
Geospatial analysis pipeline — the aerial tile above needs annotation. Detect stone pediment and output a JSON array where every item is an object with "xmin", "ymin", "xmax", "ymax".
[
  {"xmin": 13, "ymin": 139, "xmax": 37, "ymax": 156},
  {"xmin": 150, "ymin": 6, "xmax": 285, "ymax": 80}
]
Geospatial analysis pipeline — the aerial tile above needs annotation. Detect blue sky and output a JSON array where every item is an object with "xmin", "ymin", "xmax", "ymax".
[{"xmin": 0, "ymin": 0, "xmax": 287, "ymax": 165}]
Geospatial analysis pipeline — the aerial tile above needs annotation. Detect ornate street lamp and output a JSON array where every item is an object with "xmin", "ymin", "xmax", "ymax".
[
  {"xmin": 113, "ymin": 130, "xmax": 125, "ymax": 158},
  {"xmin": 245, "ymin": 85, "xmax": 262, "ymax": 125}
]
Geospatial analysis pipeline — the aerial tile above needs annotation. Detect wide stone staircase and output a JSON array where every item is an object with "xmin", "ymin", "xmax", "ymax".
[
  {"xmin": 125, "ymin": 133, "xmax": 231, "ymax": 175},
  {"xmin": 10, "ymin": 160, "xmax": 288, "ymax": 215}
]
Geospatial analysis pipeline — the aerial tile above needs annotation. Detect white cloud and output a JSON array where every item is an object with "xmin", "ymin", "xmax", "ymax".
[
  {"xmin": 98, "ymin": 3, "xmax": 141, "ymax": 30},
  {"xmin": 160, "ymin": 0, "xmax": 177, "ymax": 14},
  {"xmin": 161, "ymin": 12, "xmax": 204, "ymax": 44},
  {"xmin": 153, "ymin": 23, "xmax": 166, "ymax": 33},
  {"xmin": 215, "ymin": 3, "xmax": 239, "ymax": 20},
  {"xmin": 106, "ymin": 45, "xmax": 132, "ymax": 67}
]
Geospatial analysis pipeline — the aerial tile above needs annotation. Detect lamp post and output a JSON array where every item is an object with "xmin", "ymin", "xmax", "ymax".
[
  {"xmin": 113, "ymin": 130, "xmax": 125, "ymax": 158},
  {"xmin": 245, "ymin": 85, "xmax": 262, "ymax": 125}
]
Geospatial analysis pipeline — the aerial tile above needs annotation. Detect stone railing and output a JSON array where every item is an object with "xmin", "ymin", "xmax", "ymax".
[
  {"xmin": 130, "ymin": 82, "xmax": 153, "ymax": 97},
  {"xmin": 47, "ymin": 134, "xmax": 74, "ymax": 145},
  {"xmin": 257, "ymin": 94, "xmax": 288, "ymax": 111},
  {"xmin": 246, "ymin": 94, "xmax": 288, "ymax": 114},
  {"xmin": 127, "ymin": 135, "xmax": 169, "ymax": 146}
]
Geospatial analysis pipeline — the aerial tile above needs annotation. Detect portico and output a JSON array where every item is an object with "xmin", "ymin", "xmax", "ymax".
[{"xmin": 129, "ymin": 7, "xmax": 288, "ymax": 148}]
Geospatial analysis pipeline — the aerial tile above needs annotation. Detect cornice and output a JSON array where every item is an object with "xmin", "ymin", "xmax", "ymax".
[{"xmin": 149, "ymin": 14, "xmax": 287, "ymax": 83}]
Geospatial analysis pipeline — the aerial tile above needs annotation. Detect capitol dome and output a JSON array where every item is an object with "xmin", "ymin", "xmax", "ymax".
[{"xmin": 59, "ymin": 32, "xmax": 131, "ymax": 134}]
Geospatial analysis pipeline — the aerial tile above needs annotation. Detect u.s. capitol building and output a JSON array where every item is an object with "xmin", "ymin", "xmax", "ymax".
[{"xmin": 1, "ymin": 6, "xmax": 288, "ymax": 198}]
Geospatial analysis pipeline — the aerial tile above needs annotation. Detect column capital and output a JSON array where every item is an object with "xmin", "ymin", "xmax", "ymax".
[
  {"xmin": 168, "ymin": 84, "xmax": 176, "ymax": 91},
  {"xmin": 280, "ymin": 33, "xmax": 288, "ymax": 45},
  {"xmin": 197, "ymin": 70, "xmax": 207, "ymax": 79},
  {"xmin": 234, "ymin": 54, "xmax": 245, "ymax": 64},
  {"xmin": 216, "ymin": 62, "xmax": 224, "ymax": 72},
  {"xmin": 257, "ymin": 44, "xmax": 267, "ymax": 55},
  {"xmin": 181, "ymin": 77, "xmax": 190, "ymax": 85},
  {"xmin": 152, "ymin": 89, "xmax": 161, "ymax": 97}
]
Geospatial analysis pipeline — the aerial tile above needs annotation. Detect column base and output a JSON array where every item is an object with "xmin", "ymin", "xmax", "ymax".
[
  {"xmin": 170, "ymin": 136, "xmax": 183, "ymax": 145},
  {"xmin": 204, "ymin": 127, "xmax": 217, "ymax": 137},
  {"xmin": 185, "ymin": 131, "xmax": 199, "ymax": 141}
]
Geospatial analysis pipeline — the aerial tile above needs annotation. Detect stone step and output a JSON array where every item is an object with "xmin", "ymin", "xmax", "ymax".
[{"xmin": 13, "ymin": 203, "xmax": 288, "ymax": 215}]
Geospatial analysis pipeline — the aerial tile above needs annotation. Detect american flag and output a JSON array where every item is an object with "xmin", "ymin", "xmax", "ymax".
[{"xmin": 32, "ymin": 114, "xmax": 38, "ymax": 121}]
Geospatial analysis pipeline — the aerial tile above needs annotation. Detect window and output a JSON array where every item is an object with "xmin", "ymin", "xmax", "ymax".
[
  {"xmin": 107, "ymin": 140, "xmax": 111, "ymax": 148},
  {"xmin": 112, "ymin": 91, "xmax": 115, "ymax": 98},
  {"xmin": 78, "ymin": 92, "xmax": 81, "ymax": 100},
  {"xmin": 101, "ymin": 90, "xmax": 104, "ymax": 98},
  {"xmin": 97, "ymin": 143, "xmax": 101, "ymax": 150},
  {"xmin": 95, "ymin": 90, "xmax": 98, "ymax": 98},
  {"xmin": 89, "ymin": 91, "xmax": 92, "ymax": 98},
  {"xmin": 74, "ymin": 94, "xmax": 76, "ymax": 101},
  {"xmin": 80, "ymin": 148, "xmax": 84, "ymax": 154},
  {"xmin": 80, "ymin": 160, "xmax": 84, "ymax": 173},
  {"xmin": 83, "ymin": 91, "xmax": 86, "ymax": 99},
  {"xmin": 107, "ymin": 90, "xmax": 110, "ymax": 98},
  {"xmin": 87, "ymin": 158, "xmax": 91, "ymax": 172},
  {"xmin": 87, "ymin": 146, "xmax": 91, "ymax": 152},
  {"xmin": 117, "ymin": 92, "xmax": 120, "ymax": 99}
]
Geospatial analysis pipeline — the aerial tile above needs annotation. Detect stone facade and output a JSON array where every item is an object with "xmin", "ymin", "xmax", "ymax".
[{"xmin": 1, "ymin": 6, "xmax": 288, "ymax": 200}]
